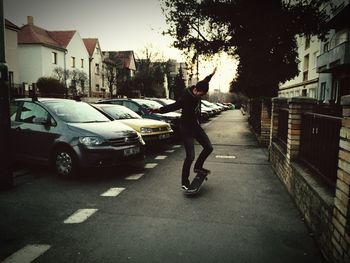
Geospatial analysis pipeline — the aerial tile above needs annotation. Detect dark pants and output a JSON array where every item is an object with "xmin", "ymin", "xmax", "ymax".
[{"xmin": 181, "ymin": 124, "xmax": 213, "ymax": 186}]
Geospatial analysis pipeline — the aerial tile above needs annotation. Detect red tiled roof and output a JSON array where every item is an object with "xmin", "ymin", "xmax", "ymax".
[
  {"xmin": 48, "ymin": 31, "xmax": 76, "ymax": 48},
  {"xmin": 83, "ymin": 38, "xmax": 98, "ymax": 56},
  {"xmin": 110, "ymin": 51, "xmax": 135, "ymax": 69},
  {"xmin": 18, "ymin": 23, "xmax": 63, "ymax": 49}
]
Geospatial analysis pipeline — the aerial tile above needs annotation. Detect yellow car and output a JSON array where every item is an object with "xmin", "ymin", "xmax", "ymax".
[{"xmin": 93, "ymin": 104, "xmax": 173, "ymax": 143}]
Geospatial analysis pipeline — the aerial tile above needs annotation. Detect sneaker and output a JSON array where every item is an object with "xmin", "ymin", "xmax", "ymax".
[
  {"xmin": 194, "ymin": 167, "xmax": 211, "ymax": 175},
  {"xmin": 182, "ymin": 185, "xmax": 189, "ymax": 191}
]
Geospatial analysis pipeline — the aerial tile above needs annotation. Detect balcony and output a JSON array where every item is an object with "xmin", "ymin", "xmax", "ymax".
[{"xmin": 317, "ymin": 41, "xmax": 350, "ymax": 73}]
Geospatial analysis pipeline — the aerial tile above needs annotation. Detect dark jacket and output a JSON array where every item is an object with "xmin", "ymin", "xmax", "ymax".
[{"xmin": 159, "ymin": 87, "xmax": 201, "ymax": 127}]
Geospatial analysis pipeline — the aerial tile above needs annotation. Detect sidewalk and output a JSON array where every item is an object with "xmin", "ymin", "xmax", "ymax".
[{"xmin": 176, "ymin": 109, "xmax": 326, "ymax": 262}]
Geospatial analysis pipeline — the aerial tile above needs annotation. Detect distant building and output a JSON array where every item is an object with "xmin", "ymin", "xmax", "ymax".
[
  {"xmin": 17, "ymin": 16, "xmax": 89, "ymax": 94},
  {"xmin": 279, "ymin": 0, "xmax": 350, "ymax": 104},
  {"xmin": 4, "ymin": 19, "xmax": 20, "ymax": 94},
  {"xmin": 279, "ymin": 35, "xmax": 320, "ymax": 99},
  {"xmin": 316, "ymin": 0, "xmax": 350, "ymax": 104},
  {"xmin": 83, "ymin": 38, "xmax": 103, "ymax": 97}
]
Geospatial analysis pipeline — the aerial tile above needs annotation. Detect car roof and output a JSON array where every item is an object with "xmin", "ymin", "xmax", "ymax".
[{"xmin": 13, "ymin": 97, "xmax": 79, "ymax": 103}]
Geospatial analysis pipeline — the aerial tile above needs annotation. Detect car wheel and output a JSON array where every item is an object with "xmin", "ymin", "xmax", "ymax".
[{"xmin": 53, "ymin": 148, "xmax": 78, "ymax": 177}]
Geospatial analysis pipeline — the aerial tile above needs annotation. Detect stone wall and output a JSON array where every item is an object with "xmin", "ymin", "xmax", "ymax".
[{"xmin": 269, "ymin": 95, "xmax": 350, "ymax": 263}]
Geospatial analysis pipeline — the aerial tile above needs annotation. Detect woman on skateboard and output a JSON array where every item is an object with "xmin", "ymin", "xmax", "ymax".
[{"xmin": 151, "ymin": 68, "xmax": 216, "ymax": 191}]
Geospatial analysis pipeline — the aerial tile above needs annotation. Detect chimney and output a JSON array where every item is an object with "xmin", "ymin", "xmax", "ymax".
[{"xmin": 27, "ymin": 16, "xmax": 34, "ymax": 25}]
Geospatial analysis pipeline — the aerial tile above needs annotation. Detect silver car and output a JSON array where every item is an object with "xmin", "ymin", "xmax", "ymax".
[{"xmin": 10, "ymin": 98, "xmax": 145, "ymax": 177}]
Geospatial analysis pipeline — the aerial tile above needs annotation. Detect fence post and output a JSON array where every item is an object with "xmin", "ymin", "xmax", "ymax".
[
  {"xmin": 259, "ymin": 98, "xmax": 271, "ymax": 147},
  {"xmin": 286, "ymin": 97, "xmax": 317, "ymax": 163},
  {"xmin": 270, "ymin": 97, "xmax": 287, "ymax": 148},
  {"xmin": 331, "ymin": 95, "xmax": 350, "ymax": 262}
]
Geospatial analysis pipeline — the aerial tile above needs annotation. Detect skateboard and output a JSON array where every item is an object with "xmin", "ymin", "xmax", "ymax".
[{"xmin": 185, "ymin": 172, "xmax": 208, "ymax": 195}]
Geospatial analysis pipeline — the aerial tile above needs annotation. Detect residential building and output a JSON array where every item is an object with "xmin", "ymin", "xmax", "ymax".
[
  {"xmin": 279, "ymin": 35, "xmax": 321, "ymax": 99},
  {"xmin": 316, "ymin": 0, "xmax": 350, "ymax": 104},
  {"xmin": 4, "ymin": 19, "xmax": 20, "ymax": 94},
  {"xmin": 113, "ymin": 50, "xmax": 137, "ymax": 80},
  {"xmin": 17, "ymin": 16, "xmax": 89, "ymax": 95},
  {"xmin": 83, "ymin": 38, "xmax": 103, "ymax": 97}
]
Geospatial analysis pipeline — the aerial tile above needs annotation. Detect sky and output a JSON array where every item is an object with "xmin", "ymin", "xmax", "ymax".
[{"xmin": 3, "ymin": 0, "xmax": 237, "ymax": 93}]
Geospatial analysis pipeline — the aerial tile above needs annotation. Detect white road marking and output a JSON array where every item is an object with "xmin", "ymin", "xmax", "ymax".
[
  {"xmin": 63, "ymin": 209, "xmax": 98, "ymax": 224},
  {"xmin": 165, "ymin": 149, "xmax": 175, "ymax": 153},
  {"xmin": 1, "ymin": 244, "xmax": 51, "ymax": 263},
  {"xmin": 215, "ymin": 155, "xmax": 237, "ymax": 159},
  {"xmin": 155, "ymin": 155, "xmax": 167, "ymax": 160},
  {"xmin": 100, "ymin": 187, "xmax": 125, "ymax": 197},
  {"xmin": 125, "ymin": 173, "xmax": 144, "ymax": 180},
  {"xmin": 172, "ymin": 145, "xmax": 181, "ymax": 148},
  {"xmin": 144, "ymin": 163, "xmax": 158, "ymax": 169}
]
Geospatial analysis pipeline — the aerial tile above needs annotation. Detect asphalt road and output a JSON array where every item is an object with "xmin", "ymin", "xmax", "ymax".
[{"xmin": 0, "ymin": 110, "xmax": 326, "ymax": 263}]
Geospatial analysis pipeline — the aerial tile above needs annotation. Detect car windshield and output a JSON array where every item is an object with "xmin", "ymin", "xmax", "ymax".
[
  {"xmin": 100, "ymin": 105, "xmax": 142, "ymax": 120},
  {"xmin": 134, "ymin": 99, "xmax": 163, "ymax": 110},
  {"xmin": 43, "ymin": 100, "xmax": 110, "ymax": 123}
]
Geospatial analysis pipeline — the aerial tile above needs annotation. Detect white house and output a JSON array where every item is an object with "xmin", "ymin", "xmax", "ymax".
[
  {"xmin": 4, "ymin": 19, "xmax": 20, "ymax": 92},
  {"xmin": 83, "ymin": 38, "xmax": 103, "ymax": 97},
  {"xmin": 17, "ymin": 16, "xmax": 89, "ymax": 94},
  {"xmin": 279, "ymin": 35, "xmax": 321, "ymax": 99}
]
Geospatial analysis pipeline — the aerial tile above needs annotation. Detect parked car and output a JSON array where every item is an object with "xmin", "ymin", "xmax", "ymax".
[
  {"xmin": 10, "ymin": 98, "xmax": 145, "ymax": 177},
  {"xmin": 92, "ymin": 104, "xmax": 173, "ymax": 143},
  {"xmin": 148, "ymin": 97, "xmax": 211, "ymax": 123},
  {"xmin": 96, "ymin": 98, "xmax": 181, "ymax": 133}
]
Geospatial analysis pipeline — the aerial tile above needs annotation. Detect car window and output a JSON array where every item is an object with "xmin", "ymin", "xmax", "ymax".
[
  {"xmin": 124, "ymin": 101, "xmax": 140, "ymax": 113},
  {"xmin": 110, "ymin": 100, "xmax": 123, "ymax": 106},
  {"xmin": 18, "ymin": 102, "xmax": 49, "ymax": 124},
  {"xmin": 101, "ymin": 106, "xmax": 142, "ymax": 120},
  {"xmin": 134, "ymin": 99, "xmax": 162, "ymax": 109},
  {"xmin": 10, "ymin": 101, "xmax": 21, "ymax": 121},
  {"xmin": 44, "ymin": 100, "xmax": 110, "ymax": 123}
]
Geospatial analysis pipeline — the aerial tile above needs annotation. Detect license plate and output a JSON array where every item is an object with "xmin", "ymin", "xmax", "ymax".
[
  {"xmin": 159, "ymin": 134, "xmax": 170, "ymax": 139},
  {"xmin": 124, "ymin": 146, "xmax": 140, "ymax": 156}
]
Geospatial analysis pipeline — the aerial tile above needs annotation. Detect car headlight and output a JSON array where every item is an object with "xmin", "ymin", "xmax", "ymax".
[
  {"xmin": 140, "ymin": 127, "xmax": 153, "ymax": 133},
  {"xmin": 79, "ymin": 136, "xmax": 105, "ymax": 146}
]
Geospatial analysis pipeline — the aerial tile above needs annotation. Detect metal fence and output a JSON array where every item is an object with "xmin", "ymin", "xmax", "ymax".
[
  {"xmin": 277, "ymin": 108, "xmax": 289, "ymax": 148},
  {"xmin": 299, "ymin": 112, "xmax": 342, "ymax": 192}
]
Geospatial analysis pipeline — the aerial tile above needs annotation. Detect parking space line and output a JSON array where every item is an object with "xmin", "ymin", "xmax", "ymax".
[
  {"xmin": 125, "ymin": 173, "xmax": 144, "ymax": 180},
  {"xmin": 165, "ymin": 149, "xmax": 175, "ymax": 153},
  {"xmin": 155, "ymin": 155, "xmax": 167, "ymax": 160},
  {"xmin": 172, "ymin": 145, "xmax": 181, "ymax": 148},
  {"xmin": 63, "ymin": 209, "xmax": 98, "ymax": 224},
  {"xmin": 144, "ymin": 163, "xmax": 158, "ymax": 169},
  {"xmin": 1, "ymin": 244, "xmax": 51, "ymax": 263},
  {"xmin": 100, "ymin": 187, "xmax": 125, "ymax": 197}
]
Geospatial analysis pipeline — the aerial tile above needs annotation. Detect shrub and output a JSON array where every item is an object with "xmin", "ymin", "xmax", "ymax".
[{"xmin": 36, "ymin": 77, "xmax": 66, "ymax": 97}]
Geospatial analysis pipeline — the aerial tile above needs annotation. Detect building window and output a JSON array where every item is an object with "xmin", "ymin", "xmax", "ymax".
[
  {"xmin": 71, "ymin": 57, "xmax": 76, "ymax": 68},
  {"xmin": 303, "ymin": 54, "xmax": 309, "ymax": 71},
  {"xmin": 303, "ymin": 71, "xmax": 308, "ymax": 81},
  {"xmin": 95, "ymin": 64, "xmax": 100, "ymax": 75},
  {"xmin": 96, "ymin": 84, "xmax": 100, "ymax": 91},
  {"xmin": 52, "ymin": 52, "xmax": 57, "ymax": 64},
  {"xmin": 81, "ymin": 59, "xmax": 84, "ymax": 68},
  {"xmin": 305, "ymin": 36, "xmax": 311, "ymax": 49},
  {"xmin": 302, "ymin": 89, "xmax": 307, "ymax": 96},
  {"xmin": 9, "ymin": 71, "xmax": 14, "ymax": 88},
  {"xmin": 332, "ymin": 80, "xmax": 339, "ymax": 103},
  {"xmin": 320, "ymin": 82, "xmax": 326, "ymax": 101}
]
